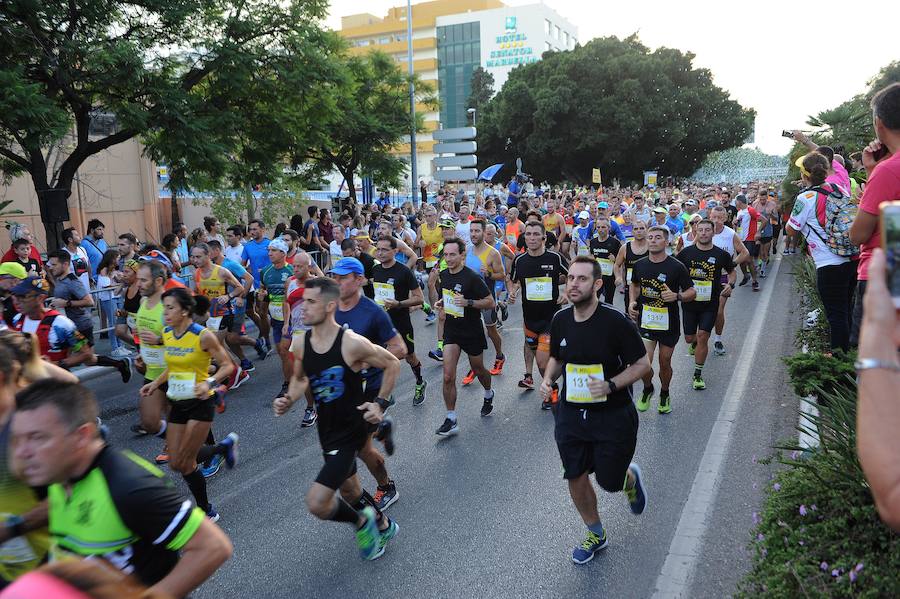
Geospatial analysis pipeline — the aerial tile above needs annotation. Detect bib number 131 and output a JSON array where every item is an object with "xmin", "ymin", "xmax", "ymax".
[{"xmin": 565, "ymin": 363, "xmax": 606, "ymax": 404}]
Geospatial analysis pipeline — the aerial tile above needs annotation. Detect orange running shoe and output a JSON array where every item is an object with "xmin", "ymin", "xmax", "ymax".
[
  {"xmin": 155, "ymin": 448, "xmax": 169, "ymax": 465},
  {"xmin": 489, "ymin": 356, "xmax": 506, "ymax": 376},
  {"xmin": 462, "ymin": 370, "xmax": 476, "ymax": 385}
]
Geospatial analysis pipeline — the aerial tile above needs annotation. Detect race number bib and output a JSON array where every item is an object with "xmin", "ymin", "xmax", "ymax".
[
  {"xmin": 524, "ymin": 277, "xmax": 553, "ymax": 301},
  {"xmin": 442, "ymin": 290, "xmax": 463, "ymax": 318},
  {"xmin": 626, "ymin": 268, "xmax": 633, "ymax": 283},
  {"xmin": 167, "ymin": 372, "xmax": 196, "ymax": 400},
  {"xmin": 140, "ymin": 346, "xmax": 165, "ymax": 367},
  {"xmin": 693, "ymin": 280, "xmax": 712, "ymax": 302},
  {"xmin": 641, "ymin": 305, "xmax": 670, "ymax": 331},
  {"xmin": 268, "ymin": 302, "xmax": 284, "ymax": 321},
  {"xmin": 0, "ymin": 513, "xmax": 36, "ymax": 565},
  {"xmin": 598, "ymin": 258, "xmax": 614, "ymax": 277},
  {"xmin": 577, "ymin": 245, "xmax": 590, "ymax": 256},
  {"xmin": 206, "ymin": 316, "xmax": 223, "ymax": 331},
  {"xmin": 374, "ymin": 283, "xmax": 395, "ymax": 307},
  {"xmin": 565, "ymin": 364, "xmax": 606, "ymax": 404}
]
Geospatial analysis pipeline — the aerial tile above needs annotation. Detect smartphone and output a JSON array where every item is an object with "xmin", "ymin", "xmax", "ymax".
[
  {"xmin": 872, "ymin": 145, "xmax": 890, "ymax": 163},
  {"xmin": 881, "ymin": 201, "xmax": 900, "ymax": 308},
  {"xmin": 781, "ymin": 130, "xmax": 794, "ymax": 139}
]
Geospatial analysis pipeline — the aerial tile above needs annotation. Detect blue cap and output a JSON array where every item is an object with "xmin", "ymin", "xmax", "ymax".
[
  {"xmin": 330, "ymin": 257, "xmax": 364, "ymax": 276},
  {"xmin": 139, "ymin": 250, "xmax": 174, "ymax": 271},
  {"xmin": 598, "ymin": 201, "xmax": 609, "ymax": 209},
  {"xmin": 10, "ymin": 276, "xmax": 48, "ymax": 296}
]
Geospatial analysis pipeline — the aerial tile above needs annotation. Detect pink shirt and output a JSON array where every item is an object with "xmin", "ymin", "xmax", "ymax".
[
  {"xmin": 857, "ymin": 152, "xmax": 900, "ymax": 280},
  {"xmin": 826, "ymin": 160, "xmax": 851, "ymax": 195}
]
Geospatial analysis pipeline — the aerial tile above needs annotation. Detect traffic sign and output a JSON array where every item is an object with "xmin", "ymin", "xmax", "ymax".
[
  {"xmin": 434, "ymin": 168, "xmax": 478, "ymax": 182},
  {"xmin": 433, "ymin": 155, "xmax": 477, "ymax": 168},
  {"xmin": 434, "ymin": 141, "xmax": 477, "ymax": 154},
  {"xmin": 432, "ymin": 127, "xmax": 477, "ymax": 141}
]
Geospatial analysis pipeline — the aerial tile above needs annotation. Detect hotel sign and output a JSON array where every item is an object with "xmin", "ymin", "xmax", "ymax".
[{"xmin": 487, "ymin": 30, "xmax": 537, "ymax": 68}]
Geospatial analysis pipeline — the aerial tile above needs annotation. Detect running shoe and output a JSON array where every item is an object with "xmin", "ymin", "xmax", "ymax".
[
  {"xmin": 357, "ymin": 507, "xmax": 381, "ymax": 560},
  {"xmin": 752, "ymin": 280, "xmax": 760, "ymax": 292},
  {"xmin": 625, "ymin": 462, "xmax": 648, "ymax": 515},
  {"xmin": 302, "ymin": 407, "xmax": 318, "ymax": 427},
  {"xmin": 130, "ymin": 423, "xmax": 149, "ymax": 436},
  {"xmin": 220, "ymin": 432, "xmax": 239, "ymax": 468},
  {"xmin": 154, "ymin": 450, "xmax": 169, "ymax": 465},
  {"xmin": 202, "ymin": 454, "xmax": 224, "ymax": 478},
  {"xmin": 713, "ymin": 341, "xmax": 726, "ymax": 356},
  {"xmin": 499, "ymin": 302, "xmax": 509, "ymax": 322},
  {"xmin": 636, "ymin": 387, "xmax": 653, "ymax": 412},
  {"xmin": 110, "ymin": 346, "xmax": 133, "ymax": 358},
  {"xmin": 424, "ymin": 311, "xmax": 437, "ymax": 324},
  {"xmin": 739, "ymin": 276, "xmax": 750, "ymax": 287},
  {"xmin": 572, "ymin": 529, "xmax": 609, "ymax": 565},
  {"xmin": 480, "ymin": 397, "xmax": 493, "ymax": 417},
  {"xmin": 658, "ymin": 393, "xmax": 672, "ymax": 414},
  {"xmin": 436, "ymin": 418, "xmax": 459, "ymax": 436},
  {"xmin": 254, "ymin": 337, "xmax": 268, "ymax": 360},
  {"xmin": 759, "ymin": 264, "xmax": 767, "ymax": 278},
  {"xmin": 377, "ymin": 518, "xmax": 400, "ymax": 555},
  {"xmin": 518, "ymin": 373, "xmax": 535, "ymax": 390},
  {"xmin": 230, "ymin": 368, "xmax": 250, "ymax": 391},
  {"xmin": 373, "ymin": 481, "xmax": 400, "ymax": 511},
  {"xmin": 240, "ymin": 358, "xmax": 256, "ymax": 373},
  {"xmin": 541, "ymin": 386, "xmax": 559, "ymax": 411},
  {"xmin": 206, "ymin": 505, "xmax": 220, "ymax": 523},
  {"xmin": 687, "ymin": 342, "xmax": 696, "ymax": 357},
  {"xmin": 692, "ymin": 376, "xmax": 706, "ymax": 390},
  {"xmin": 427, "ymin": 347, "xmax": 443, "ymax": 362},
  {"xmin": 462, "ymin": 370, "xmax": 476, "ymax": 385},
  {"xmin": 117, "ymin": 357, "xmax": 132, "ymax": 383},
  {"xmin": 413, "ymin": 380, "xmax": 427, "ymax": 406},
  {"xmin": 489, "ymin": 356, "xmax": 506, "ymax": 375}
]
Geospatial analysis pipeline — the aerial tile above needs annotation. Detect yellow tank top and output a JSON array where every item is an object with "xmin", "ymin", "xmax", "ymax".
[
  {"xmin": 421, "ymin": 223, "xmax": 443, "ymax": 266},
  {"xmin": 162, "ymin": 323, "xmax": 211, "ymax": 400},
  {"xmin": 195, "ymin": 265, "xmax": 229, "ymax": 316},
  {"xmin": 543, "ymin": 213, "xmax": 561, "ymax": 234},
  {"xmin": 136, "ymin": 298, "xmax": 166, "ymax": 380}
]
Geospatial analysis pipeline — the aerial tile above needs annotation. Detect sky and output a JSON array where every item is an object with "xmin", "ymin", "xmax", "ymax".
[{"xmin": 326, "ymin": 0, "xmax": 900, "ymax": 156}]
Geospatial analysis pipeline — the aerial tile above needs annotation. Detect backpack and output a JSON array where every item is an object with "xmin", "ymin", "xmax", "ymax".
[{"xmin": 806, "ymin": 183, "xmax": 858, "ymax": 257}]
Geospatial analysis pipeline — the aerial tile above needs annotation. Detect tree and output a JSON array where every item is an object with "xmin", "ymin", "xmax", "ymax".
[
  {"xmin": 292, "ymin": 51, "xmax": 436, "ymax": 203},
  {"xmin": 466, "ymin": 67, "xmax": 495, "ymax": 125},
  {"xmin": 0, "ymin": 0, "xmax": 329, "ymax": 249},
  {"xmin": 476, "ymin": 35, "xmax": 755, "ymax": 184}
]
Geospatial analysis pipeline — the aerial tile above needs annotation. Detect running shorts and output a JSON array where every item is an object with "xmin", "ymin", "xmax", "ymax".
[
  {"xmin": 271, "ymin": 319, "xmax": 285, "ymax": 344},
  {"xmin": 221, "ymin": 313, "xmax": 246, "ymax": 333},
  {"xmin": 745, "ymin": 240, "xmax": 760, "ymax": 258},
  {"xmin": 315, "ymin": 438, "xmax": 367, "ymax": 490},
  {"xmin": 682, "ymin": 309, "xmax": 717, "ymax": 335},
  {"xmin": 396, "ymin": 324, "xmax": 415, "ymax": 355},
  {"xmin": 444, "ymin": 332, "xmax": 487, "ymax": 357},
  {"xmin": 167, "ymin": 397, "xmax": 215, "ymax": 424},
  {"xmin": 640, "ymin": 329, "xmax": 680, "ymax": 349}
]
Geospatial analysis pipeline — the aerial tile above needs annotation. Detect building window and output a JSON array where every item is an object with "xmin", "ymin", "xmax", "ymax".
[
  {"xmin": 545, "ymin": 19, "xmax": 551, "ymax": 35},
  {"xmin": 563, "ymin": 32, "xmax": 569, "ymax": 46},
  {"xmin": 379, "ymin": 37, "xmax": 390, "ymax": 45},
  {"xmin": 358, "ymin": 39, "xmax": 370, "ymax": 47}
]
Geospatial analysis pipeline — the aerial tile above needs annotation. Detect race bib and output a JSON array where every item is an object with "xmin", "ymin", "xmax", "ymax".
[
  {"xmin": 268, "ymin": 302, "xmax": 284, "ymax": 321},
  {"xmin": 425, "ymin": 258, "xmax": 437, "ymax": 268},
  {"xmin": 374, "ymin": 283, "xmax": 395, "ymax": 307},
  {"xmin": 126, "ymin": 314, "xmax": 137, "ymax": 331},
  {"xmin": 442, "ymin": 290, "xmax": 463, "ymax": 318},
  {"xmin": 167, "ymin": 372, "xmax": 196, "ymax": 400},
  {"xmin": 577, "ymin": 245, "xmax": 590, "ymax": 256},
  {"xmin": 565, "ymin": 363, "xmax": 606, "ymax": 404},
  {"xmin": 641, "ymin": 305, "xmax": 670, "ymax": 331},
  {"xmin": 525, "ymin": 277, "xmax": 553, "ymax": 301},
  {"xmin": 207, "ymin": 316, "xmax": 223, "ymax": 331},
  {"xmin": 0, "ymin": 513, "xmax": 36, "ymax": 565},
  {"xmin": 626, "ymin": 268, "xmax": 633, "ymax": 284},
  {"xmin": 693, "ymin": 280, "xmax": 712, "ymax": 302},
  {"xmin": 598, "ymin": 258, "xmax": 614, "ymax": 277},
  {"xmin": 140, "ymin": 346, "xmax": 165, "ymax": 367}
]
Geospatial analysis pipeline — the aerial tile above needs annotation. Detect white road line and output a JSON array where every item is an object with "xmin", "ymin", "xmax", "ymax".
[{"xmin": 652, "ymin": 255, "xmax": 782, "ymax": 598}]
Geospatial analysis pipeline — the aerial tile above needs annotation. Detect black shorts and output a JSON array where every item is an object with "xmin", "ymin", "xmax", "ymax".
[
  {"xmin": 167, "ymin": 397, "xmax": 215, "ymax": 423},
  {"xmin": 640, "ymin": 329, "xmax": 680, "ymax": 348},
  {"xmin": 759, "ymin": 236, "xmax": 773, "ymax": 245},
  {"xmin": 554, "ymin": 401, "xmax": 638, "ymax": 492},
  {"xmin": 444, "ymin": 332, "xmax": 487, "ymax": 357},
  {"xmin": 745, "ymin": 241, "xmax": 760, "ymax": 257},
  {"xmin": 315, "ymin": 439, "xmax": 367, "ymax": 490},
  {"xmin": 682, "ymin": 308, "xmax": 717, "ymax": 335},
  {"xmin": 396, "ymin": 324, "xmax": 415, "ymax": 355},
  {"xmin": 144, "ymin": 378, "xmax": 169, "ymax": 394},
  {"xmin": 221, "ymin": 313, "xmax": 246, "ymax": 333},
  {"xmin": 78, "ymin": 326, "xmax": 94, "ymax": 347}
]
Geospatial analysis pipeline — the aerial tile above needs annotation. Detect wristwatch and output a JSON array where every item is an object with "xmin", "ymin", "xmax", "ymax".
[
  {"xmin": 375, "ymin": 397, "xmax": 392, "ymax": 411},
  {"xmin": 467, "ymin": 299, "xmax": 474, "ymax": 308},
  {"xmin": 205, "ymin": 376, "xmax": 217, "ymax": 388},
  {"xmin": 5, "ymin": 515, "xmax": 25, "ymax": 538},
  {"xmin": 607, "ymin": 379, "xmax": 618, "ymax": 394}
]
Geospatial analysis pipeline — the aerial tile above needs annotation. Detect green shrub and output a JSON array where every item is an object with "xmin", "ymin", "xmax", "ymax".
[{"xmin": 783, "ymin": 351, "xmax": 856, "ymax": 399}]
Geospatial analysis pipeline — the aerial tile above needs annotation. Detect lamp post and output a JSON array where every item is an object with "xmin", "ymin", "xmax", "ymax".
[
  {"xmin": 406, "ymin": 0, "xmax": 417, "ymax": 205},
  {"xmin": 467, "ymin": 107, "xmax": 477, "ymax": 126}
]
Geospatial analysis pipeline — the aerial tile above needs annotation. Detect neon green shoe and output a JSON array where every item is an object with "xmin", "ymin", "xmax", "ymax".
[
  {"xmin": 658, "ymin": 394, "xmax": 672, "ymax": 414},
  {"xmin": 692, "ymin": 376, "xmax": 706, "ymax": 390},
  {"xmin": 356, "ymin": 507, "xmax": 381, "ymax": 560},
  {"xmin": 687, "ymin": 342, "xmax": 696, "ymax": 356},
  {"xmin": 636, "ymin": 388, "xmax": 653, "ymax": 412}
]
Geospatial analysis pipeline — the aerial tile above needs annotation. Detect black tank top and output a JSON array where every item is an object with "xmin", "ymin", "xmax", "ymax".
[
  {"xmin": 123, "ymin": 285, "xmax": 141, "ymax": 314},
  {"xmin": 303, "ymin": 326, "xmax": 368, "ymax": 448},
  {"xmin": 625, "ymin": 242, "xmax": 649, "ymax": 272}
]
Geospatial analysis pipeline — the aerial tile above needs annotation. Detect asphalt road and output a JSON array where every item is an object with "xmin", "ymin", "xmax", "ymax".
[{"xmin": 85, "ymin": 251, "xmax": 803, "ymax": 599}]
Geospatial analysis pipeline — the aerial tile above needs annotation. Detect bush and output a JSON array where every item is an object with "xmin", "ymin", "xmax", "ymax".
[{"xmin": 783, "ymin": 350, "xmax": 856, "ymax": 399}]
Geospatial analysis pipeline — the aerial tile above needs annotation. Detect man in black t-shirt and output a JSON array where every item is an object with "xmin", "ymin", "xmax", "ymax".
[
  {"xmin": 434, "ymin": 237, "xmax": 496, "ymax": 436},
  {"xmin": 628, "ymin": 226, "xmax": 696, "ymax": 414},
  {"xmin": 373, "ymin": 236, "xmax": 427, "ymax": 406},
  {"xmin": 675, "ymin": 219, "xmax": 735, "ymax": 391},
  {"xmin": 588, "ymin": 217, "xmax": 621, "ymax": 304},
  {"xmin": 341, "ymin": 238, "xmax": 375, "ymax": 299},
  {"xmin": 541, "ymin": 256, "xmax": 650, "ymax": 565},
  {"xmin": 509, "ymin": 221, "xmax": 568, "ymax": 409}
]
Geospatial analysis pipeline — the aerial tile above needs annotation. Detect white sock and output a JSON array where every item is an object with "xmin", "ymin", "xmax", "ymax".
[
  {"xmin": 157, "ymin": 419, "xmax": 168, "ymax": 437},
  {"xmin": 447, "ymin": 410, "xmax": 457, "ymax": 422},
  {"xmin": 713, "ymin": 334, "xmax": 721, "ymax": 343},
  {"xmin": 484, "ymin": 389, "xmax": 494, "ymax": 401}
]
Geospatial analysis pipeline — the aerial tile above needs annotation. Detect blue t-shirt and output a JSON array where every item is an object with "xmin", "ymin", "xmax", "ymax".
[
  {"xmin": 80, "ymin": 237, "xmax": 107, "ymax": 280},
  {"xmin": 221, "ymin": 258, "xmax": 248, "ymax": 314},
  {"xmin": 609, "ymin": 219, "xmax": 626, "ymax": 242},
  {"xmin": 665, "ymin": 217, "xmax": 685, "ymax": 237},
  {"xmin": 335, "ymin": 296, "xmax": 398, "ymax": 390},
  {"xmin": 241, "ymin": 238, "xmax": 271, "ymax": 286}
]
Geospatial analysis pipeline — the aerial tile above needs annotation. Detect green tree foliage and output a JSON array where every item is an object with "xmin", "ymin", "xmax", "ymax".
[
  {"xmin": 0, "ymin": 0, "xmax": 330, "ymax": 247},
  {"xmin": 466, "ymin": 67, "xmax": 495, "ymax": 123},
  {"xmin": 476, "ymin": 35, "xmax": 754, "ymax": 184}
]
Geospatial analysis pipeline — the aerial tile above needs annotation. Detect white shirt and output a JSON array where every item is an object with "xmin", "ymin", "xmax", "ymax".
[
  {"xmin": 224, "ymin": 243, "xmax": 244, "ymax": 264},
  {"xmin": 64, "ymin": 246, "xmax": 91, "ymax": 291},
  {"xmin": 787, "ymin": 190, "xmax": 849, "ymax": 268},
  {"xmin": 455, "ymin": 221, "xmax": 471, "ymax": 247},
  {"xmin": 329, "ymin": 240, "xmax": 343, "ymax": 264},
  {"xmin": 713, "ymin": 225, "xmax": 736, "ymax": 256}
]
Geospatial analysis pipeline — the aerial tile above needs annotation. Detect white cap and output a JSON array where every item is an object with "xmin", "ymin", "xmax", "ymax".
[{"xmin": 578, "ymin": 210, "xmax": 590, "ymax": 220}]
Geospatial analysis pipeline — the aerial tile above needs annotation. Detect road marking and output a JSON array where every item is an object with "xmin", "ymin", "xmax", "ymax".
[{"xmin": 652, "ymin": 255, "xmax": 782, "ymax": 598}]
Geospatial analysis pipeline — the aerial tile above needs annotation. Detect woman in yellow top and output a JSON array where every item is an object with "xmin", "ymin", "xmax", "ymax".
[{"xmin": 139, "ymin": 288, "xmax": 237, "ymax": 521}]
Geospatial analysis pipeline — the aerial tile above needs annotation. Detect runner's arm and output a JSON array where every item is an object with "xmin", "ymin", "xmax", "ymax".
[
  {"xmin": 220, "ymin": 268, "xmax": 245, "ymax": 298},
  {"xmin": 276, "ymin": 336, "xmax": 308, "ymax": 413},
  {"xmin": 348, "ymin": 333, "xmax": 401, "ymax": 401},
  {"xmin": 614, "ymin": 245, "xmax": 626, "ymax": 285},
  {"xmin": 151, "ymin": 519, "xmax": 233, "ymax": 598},
  {"xmin": 399, "ymin": 241, "xmax": 418, "ymax": 267},
  {"xmin": 732, "ymin": 235, "xmax": 750, "ymax": 265},
  {"xmin": 404, "ymin": 285, "xmax": 425, "ymax": 309},
  {"xmin": 199, "ymin": 330, "xmax": 235, "ymax": 387},
  {"xmin": 0, "ymin": 500, "xmax": 47, "ymax": 544}
]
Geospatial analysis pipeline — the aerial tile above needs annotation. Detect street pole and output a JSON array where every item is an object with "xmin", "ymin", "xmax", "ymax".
[{"xmin": 406, "ymin": 0, "xmax": 417, "ymax": 205}]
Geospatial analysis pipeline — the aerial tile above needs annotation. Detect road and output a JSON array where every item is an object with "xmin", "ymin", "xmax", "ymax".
[{"xmin": 85, "ymin": 252, "xmax": 803, "ymax": 598}]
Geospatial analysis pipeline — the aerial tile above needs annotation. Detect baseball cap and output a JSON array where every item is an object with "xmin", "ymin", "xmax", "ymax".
[
  {"xmin": 329, "ymin": 257, "xmax": 364, "ymax": 276},
  {"xmin": 139, "ymin": 249, "xmax": 174, "ymax": 271},
  {"xmin": 268, "ymin": 238, "xmax": 289, "ymax": 253},
  {"xmin": 597, "ymin": 201, "xmax": 609, "ymax": 209},
  {"xmin": 578, "ymin": 210, "xmax": 590, "ymax": 220},
  {"xmin": 652, "ymin": 206, "xmax": 667, "ymax": 214},
  {"xmin": 685, "ymin": 199, "xmax": 698, "ymax": 206},
  {"xmin": 438, "ymin": 218, "xmax": 456, "ymax": 229},
  {"xmin": 0, "ymin": 262, "xmax": 27, "ymax": 279},
  {"xmin": 10, "ymin": 276, "xmax": 48, "ymax": 296},
  {"xmin": 689, "ymin": 213, "xmax": 703, "ymax": 223}
]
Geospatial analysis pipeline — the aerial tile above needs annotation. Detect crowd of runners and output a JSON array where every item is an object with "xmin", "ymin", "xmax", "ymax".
[{"xmin": 0, "ymin": 179, "xmax": 835, "ymax": 596}]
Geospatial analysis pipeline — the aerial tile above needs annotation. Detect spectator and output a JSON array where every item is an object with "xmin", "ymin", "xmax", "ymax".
[
  {"xmin": 0, "ymin": 262, "xmax": 27, "ymax": 327},
  {"xmin": 223, "ymin": 226, "xmax": 245, "ymax": 264},
  {"xmin": 792, "ymin": 130, "xmax": 852, "ymax": 194},
  {"xmin": 420, "ymin": 179, "xmax": 428, "ymax": 205},
  {"xmin": 188, "ymin": 227, "xmax": 207, "ymax": 249},
  {"xmin": 855, "ymin": 247, "xmax": 900, "ymax": 531},
  {"xmin": 328, "ymin": 224, "xmax": 345, "ymax": 267},
  {"xmin": 1, "ymin": 224, "xmax": 42, "ymax": 268},
  {"xmin": 46, "ymin": 250, "xmax": 96, "ymax": 342},
  {"xmin": 61, "ymin": 227, "xmax": 92, "ymax": 290},
  {"xmin": 273, "ymin": 222, "xmax": 287, "ymax": 240},
  {"xmin": 300, "ymin": 205, "xmax": 324, "ymax": 254},
  {"xmin": 173, "ymin": 222, "xmax": 189, "ymax": 265},
  {"xmin": 849, "ymin": 82, "xmax": 900, "ymax": 345},
  {"xmin": 80, "ymin": 218, "xmax": 108, "ymax": 280},
  {"xmin": 204, "ymin": 216, "xmax": 225, "ymax": 247},
  {"xmin": 160, "ymin": 233, "xmax": 183, "ymax": 273},
  {"xmin": 289, "ymin": 214, "xmax": 304, "ymax": 235},
  {"xmin": 7, "ymin": 238, "xmax": 42, "ymax": 279},
  {"xmin": 95, "ymin": 250, "xmax": 129, "ymax": 357},
  {"xmin": 319, "ymin": 209, "xmax": 334, "ymax": 245},
  {"xmin": 117, "ymin": 233, "xmax": 138, "ymax": 266}
]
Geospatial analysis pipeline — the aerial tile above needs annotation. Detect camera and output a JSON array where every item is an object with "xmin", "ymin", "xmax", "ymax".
[{"xmin": 781, "ymin": 130, "xmax": 795, "ymax": 139}]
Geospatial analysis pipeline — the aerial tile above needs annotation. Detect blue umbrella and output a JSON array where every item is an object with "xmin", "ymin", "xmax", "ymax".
[{"xmin": 478, "ymin": 163, "xmax": 504, "ymax": 181}]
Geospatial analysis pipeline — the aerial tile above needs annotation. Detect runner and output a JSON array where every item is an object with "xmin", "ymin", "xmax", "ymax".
[
  {"xmin": 434, "ymin": 237, "xmax": 496, "ymax": 435},
  {"xmin": 139, "ymin": 288, "xmax": 239, "ymax": 520},
  {"xmin": 417, "ymin": 206, "xmax": 443, "ymax": 324},
  {"xmin": 373, "ymin": 236, "xmax": 428, "ymax": 406},
  {"xmin": 614, "ymin": 220, "xmax": 649, "ymax": 311},
  {"xmin": 675, "ymin": 219, "xmax": 736, "ymax": 390},
  {"xmin": 710, "ymin": 206, "xmax": 750, "ymax": 355},
  {"xmin": 484, "ymin": 222, "xmax": 516, "ymax": 324},
  {"xmin": 588, "ymin": 217, "xmax": 621, "ymax": 304},
  {"xmin": 508, "ymin": 222, "xmax": 569, "ymax": 410},
  {"xmin": 426, "ymin": 218, "xmax": 462, "ymax": 361},
  {"xmin": 675, "ymin": 214, "xmax": 703, "ymax": 254},
  {"xmin": 241, "ymin": 219, "xmax": 272, "ymax": 353},
  {"xmin": 752, "ymin": 191, "xmax": 778, "ymax": 277},
  {"xmin": 284, "ymin": 251, "xmax": 319, "ymax": 428},
  {"xmin": 734, "ymin": 194, "xmax": 762, "ymax": 291},
  {"xmin": 628, "ymin": 226, "xmax": 696, "ymax": 413},
  {"xmin": 570, "ymin": 211, "xmax": 593, "ymax": 258},
  {"xmin": 539, "ymin": 256, "xmax": 649, "ymax": 564},
  {"xmin": 258, "ymin": 238, "xmax": 293, "ymax": 397},
  {"xmin": 274, "ymin": 277, "xmax": 400, "ymax": 561},
  {"xmin": 12, "ymin": 380, "xmax": 233, "ymax": 596},
  {"xmin": 114, "ymin": 259, "xmax": 141, "ymax": 351},
  {"xmin": 190, "ymin": 242, "xmax": 247, "ymax": 365}
]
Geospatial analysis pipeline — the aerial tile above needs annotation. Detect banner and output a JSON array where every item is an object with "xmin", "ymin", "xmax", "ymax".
[
  {"xmin": 591, "ymin": 168, "xmax": 602, "ymax": 184},
  {"xmin": 643, "ymin": 171, "xmax": 658, "ymax": 187}
]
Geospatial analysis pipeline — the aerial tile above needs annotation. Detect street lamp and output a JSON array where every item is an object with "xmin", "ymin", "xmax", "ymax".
[{"xmin": 467, "ymin": 107, "xmax": 476, "ymax": 126}]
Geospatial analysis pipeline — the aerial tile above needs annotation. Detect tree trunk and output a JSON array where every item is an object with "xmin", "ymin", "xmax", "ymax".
[
  {"xmin": 30, "ymin": 164, "xmax": 68, "ymax": 253},
  {"xmin": 171, "ymin": 188, "xmax": 180, "ymax": 231}
]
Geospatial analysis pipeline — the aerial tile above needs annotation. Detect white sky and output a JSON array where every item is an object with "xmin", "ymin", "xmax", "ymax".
[{"xmin": 326, "ymin": 0, "xmax": 900, "ymax": 156}]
